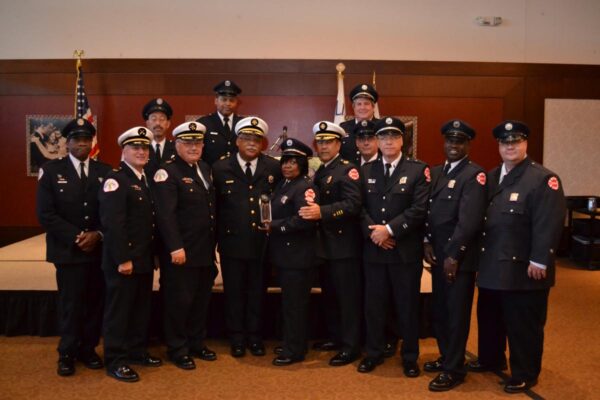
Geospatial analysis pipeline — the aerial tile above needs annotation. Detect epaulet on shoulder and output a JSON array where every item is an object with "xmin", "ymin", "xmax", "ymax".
[
  {"xmin": 219, "ymin": 154, "xmax": 230, "ymax": 161},
  {"xmin": 265, "ymin": 154, "xmax": 278, "ymax": 161},
  {"xmin": 407, "ymin": 157, "xmax": 425, "ymax": 164},
  {"xmin": 340, "ymin": 159, "xmax": 349, "ymax": 165},
  {"xmin": 112, "ymin": 167, "xmax": 120, "ymax": 172},
  {"xmin": 165, "ymin": 160, "xmax": 173, "ymax": 164}
]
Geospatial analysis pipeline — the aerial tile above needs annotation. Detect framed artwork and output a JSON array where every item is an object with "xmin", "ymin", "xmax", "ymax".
[{"xmin": 26, "ymin": 115, "xmax": 73, "ymax": 176}]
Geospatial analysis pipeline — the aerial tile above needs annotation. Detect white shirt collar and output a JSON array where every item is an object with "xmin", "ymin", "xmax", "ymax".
[
  {"xmin": 361, "ymin": 153, "xmax": 378, "ymax": 166},
  {"xmin": 123, "ymin": 161, "xmax": 144, "ymax": 181},
  {"xmin": 151, "ymin": 137, "xmax": 166, "ymax": 147},
  {"xmin": 382, "ymin": 153, "xmax": 402, "ymax": 169},
  {"xmin": 218, "ymin": 112, "xmax": 235, "ymax": 126},
  {"xmin": 444, "ymin": 156, "xmax": 467, "ymax": 174},
  {"xmin": 237, "ymin": 153, "xmax": 257, "ymax": 172},
  {"xmin": 323, "ymin": 153, "xmax": 340, "ymax": 168},
  {"xmin": 68, "ymin": 153, "xmax": 89, "ymax": 177}
]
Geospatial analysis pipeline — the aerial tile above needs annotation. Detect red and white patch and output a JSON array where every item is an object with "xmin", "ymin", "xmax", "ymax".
[
  {"xmin": 424, "ymin": 167, "xmax": 431, "ymax": 183},
  {"xmin": 476, "ymin": 172, "xmax": 486, "ymax": 186},
  {"xmin": 304, "ymin": 188, "xmax": 316, "ymax": 203},
  {"xmin": 547, "ymin": 176, "xmax": 559, "ymax": 191},
  {"xmin": 348, "ymin": 168, "xmax": 359, "ymax": 181}
]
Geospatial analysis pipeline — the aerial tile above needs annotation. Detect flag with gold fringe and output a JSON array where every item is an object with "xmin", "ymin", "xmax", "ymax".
[{"xmin": 74, "ymin": 53, "xmax": 99, "ymax": 159}]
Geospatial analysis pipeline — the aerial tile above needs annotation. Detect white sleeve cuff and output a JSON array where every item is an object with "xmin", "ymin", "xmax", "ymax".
[
  {"xmin": 385, "ymin": 224, "xmax": 394, "ymax": 237},
  {"xmin": 530, "ymin": 260, "xmax": 547, "ymax": 270}
]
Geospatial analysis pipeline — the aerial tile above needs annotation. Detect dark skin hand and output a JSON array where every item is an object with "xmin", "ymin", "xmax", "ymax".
[
  {"xmin": 423, "ymin": 243, "xmax": 437, "ymax": 265},
  {"xmin": 443, "ymin": 257, "xmax": 459, "ymax": 283},
  {"xmin": 76, "ymin": 231, "xmax": 101, "ymax": 252}
]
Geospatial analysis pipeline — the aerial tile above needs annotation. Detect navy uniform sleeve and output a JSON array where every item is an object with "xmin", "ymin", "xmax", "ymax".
[
  {"xmin": 388, "ymin": 163, "xmax": 430, "ymax": 236},
  {"xmin": 36, "ymin": 165, "xmax": 80, "ymax": 244},
  {"xmin": 320, "ymin": 165, "xmax": 362, "ymax": 222},
  {"xmin": 99, "ymin": 174, "xmax": 131, "ymax": 266},
  {"xmin": 153, "ymin": 167, "xmax": 184, "ymax": 253},
  {"xmin": 445, "ymin": 169, "xmax": 488, "ymax": 260},
  {"xmin": 271, "ymin": 182, "xmax": 318, "ymax": 234},
  {"xmin": 530, "ymin": 174, "xmax": 566, "ymax": 266}
]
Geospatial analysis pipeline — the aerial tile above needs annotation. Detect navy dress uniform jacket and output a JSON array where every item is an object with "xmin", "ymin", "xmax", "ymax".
[
  {"xmin": 37, "ymin": 157, "xmax": 112, "ymax": 264},
  {"xmin": 313, "ymin": 157, "xmax": 362, "ymax": 259},
  {"xmin": 197, "ymin": 113, "xmax": 244, "ymax": 165},
  {"xmin": 360, "ymin": 156, "xmax": 430, "ymax": 263},
  {"xmin": 268, "ymin": 176, "xmax": 318, "ymax": 270},
  {"xmin": 99, "ymin": 162, "xmax": 156, "ymax": 274},
  {"xmin": 212, "ymin": 154, "xmax": 282, "ymax": 259},
  {"xmin": 477, "ymin": 158, "xmax": 566, "ymax": 290},
  {"xmin": 426, "ymin": 158, "xmax": 488, "ymax": 271},
  {"xmin": 153, "ymin": 156, "xmax": 216, "ymax": 267}
]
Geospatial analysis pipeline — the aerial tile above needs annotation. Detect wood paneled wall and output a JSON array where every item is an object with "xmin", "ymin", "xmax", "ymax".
[{"xmin": 1, "ymin": 59, "xmax": 599, "ymax": 227}]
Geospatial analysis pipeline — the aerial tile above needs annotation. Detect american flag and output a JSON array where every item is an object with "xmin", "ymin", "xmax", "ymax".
[{"xmin": 75, "ymin": 59, "xmax": 99, "ymax": 159}]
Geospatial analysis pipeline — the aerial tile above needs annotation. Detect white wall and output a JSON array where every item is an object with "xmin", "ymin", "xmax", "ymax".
[{"xmin": 0, "ymin": 0, "xmax": 599, "ymax": 64}]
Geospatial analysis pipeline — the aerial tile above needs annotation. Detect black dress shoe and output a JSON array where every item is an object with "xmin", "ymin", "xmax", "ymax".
[
  {"xmin": 403, "ymin": 361, "xmax": 421, "ymax": 378},
  {"xmin": 423, "ymin": 357, "xmax": 444, "ymax": 372},
  {"xmin": 272, "ymin": 355, "xmax": 304, "ymax": 366},
  {"xmin": 231, "ymin": 343, "xmax": 246, "ymax": 358},
  {"xmin": 383, "ymin": 342, "xmax": 397, "ymax": 358},
  {"xmin": 467, "ymin": 359, "xmax": 507, "ymax": 373},
  {"xmin": 190, "ymin": 346, "xmax": 217, "ymax": 361},
  {"xmin": 107, "ymin": 365, "xmax": 139, "ymax": 382},
  {"xmin": 129, "ymin": 354, "xmax": 162, "ymax": 367},
  {"xmin": 312, "ymin": 340, "xmax": 340, "ymax": 351},
  {"xmin": 273, "ymin": 346, "xmax": 284, "ymax": 355},
  {"xmin": 249, "ymin": 342, "xmax": 266, "ymax": 356},
  {"xmin": 357, "ymin": 357, "xmax": 383, "ymax": 373},
  {"xmin": 172, "ymin": 355, "xmax": 196, "ymax": 370},
  {"xmin": 79, "ymin": 352, "xmax": 104, "ymax": 369},
  {"xmin": 504, "ymin": 378, "xmax": 537, "ymax": 393},
  {"xmin": 57, "ymin": 356, "xmax": 75, "ymax": 376},
  {"xmin": 429, "ymin": 372, "xmax": 464, "ymax": 392},
  {"xmin": 329, "ymin": 351, "xmax": 359, "ymax": 367}
]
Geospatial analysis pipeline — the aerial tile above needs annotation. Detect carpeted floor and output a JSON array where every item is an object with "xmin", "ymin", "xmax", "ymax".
[{"xmin": 1, "ymin": 258, "xmax": 598, "ymax": 400}]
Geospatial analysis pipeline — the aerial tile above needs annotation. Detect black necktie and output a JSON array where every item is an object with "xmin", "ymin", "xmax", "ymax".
[
  {"xmin": 155, "ymin": 143, "xmax": 161, "ymax": 163},
  {"xmin": 223, "ymin": 117, "xmax": 232, "ymax": 137},
  {"xmin": 384, "ymin": 163, "xmax": 392, "ymax": 185},
  {"xmin": 80, "ymin": 162, "xmax": 87, "ymax": 189},
  {"xmin": 443, "ymin": 163, "xmax": 451, "ymax": 175},
  {"xmin": 245, "ymin": 162, "xmax": 253, "ymax": 180}
]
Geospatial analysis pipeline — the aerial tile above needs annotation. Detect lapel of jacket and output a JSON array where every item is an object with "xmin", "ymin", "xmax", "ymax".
[
  {"xmin": 491, "ymin": 158, "xmax": 530, "ymax": 198},
  {"xmin": 384, "ymin": 155, "xmax": 404, "ymax": 193},
  {"xmin": 229, "ymin": 154, "xmax": 247, "ymax": 182}
]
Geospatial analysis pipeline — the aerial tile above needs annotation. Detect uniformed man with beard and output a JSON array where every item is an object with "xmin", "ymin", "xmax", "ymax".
[
  {"xmin": 423, "ymin": 120, "xmax": 487, "ymax": 392},
  {"xmin": 143, "ymin": 98, "xmax": 175, "ymax": 178},
  {"xmin": 198, "ymin": 80, "xmax": 244, "ymax": 165}
]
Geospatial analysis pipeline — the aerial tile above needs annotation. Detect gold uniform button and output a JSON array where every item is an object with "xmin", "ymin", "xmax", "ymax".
[
  {"xmin": 250, "ymin": 197, "xmax": 255, "ymax": 202},
  {"xmin": 251, "ymin": 210, "xmax": 255, "ymax": 215},
  {"xmin": 189, "ymin": 189, "xmax": 193, "ymax": 192},
  {"xmin": 249, "ymin": 185, "xmax": 253, "ymax": 190},
  {"xmin": 338, "ymin": 230, "xmax": 343, "ymax": 234},
  {"xmin": 83, "ymin": 202, "xmax": 88, "ymax": 206},
  {"xmin": 252, "ymin": 223, "xmax": 257, "ymax": 227},
  {"xmin": 139, "ymin": 197, "xmax": 143, "ymax": 200}
]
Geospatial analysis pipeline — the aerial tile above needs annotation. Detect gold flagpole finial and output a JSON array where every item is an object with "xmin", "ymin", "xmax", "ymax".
[
  {"xmin": 73, "ymin": 50, "xmax": 84, "ymax": 68},
  {"xmin": 336, "ymin": 63, "xmax": 346, "ymax": 75},
  {"xmin": 372, "ymin": 70, "xmax": 377, "ymax": 88}
]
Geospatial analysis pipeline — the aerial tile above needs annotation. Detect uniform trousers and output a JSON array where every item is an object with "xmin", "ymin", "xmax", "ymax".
[
  {"xmin": 477, "ymin": 287, "xmax": 549, "ymax": 382},
  {"xmin": 55, "ymin": 262, "xmax": 104, "ymax": 357},
  {"xmin": 431, "ymin": 266, "xmax": 475, "ymax": 377},
  {"xmin": 319, "ymin": 258, "xmax": 362, "ymax": 353},
  {"xmin": 220, "ymin": 257, "xmax": 266, "ymax": 344},
  {"xmin": 162, "ymin": 264, "xmax": 217, "ymax": 359},
  {"xmin": 364, "ymin": 261, "xmax": 422, "ymax": 362},
  {"xmin": 279, "ymin": 268, "xmax": 313, "ymax": 358},
  {"xmin": 103, "ymin": 269, "xmax": 153, "ymax": 369}
]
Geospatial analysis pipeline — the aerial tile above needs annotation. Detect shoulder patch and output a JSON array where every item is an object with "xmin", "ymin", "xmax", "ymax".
[
  {"xmin": 424, "ymin": 167, "xmax": 431, "ymax": 183},
  {"xmin": 348, "ymin": 168, "xmax": 359, "ymax": 181},
  {"xmin": 476, "ymin": 172, "xmax": 486, "ymax": 185},
  {"xmin": 547, "ymin": 176, "xmax": 559, "ymax": 191},
  {"xmin": 37, "ymin": 168, "xmax": 44, "ymax": 181},
  {"xmin": 103, "ymin": 178, "xmax": 119, "ymax": 192},
  {"xmin": 154, "ymin": 169, "xmax": 169, "ymax": 183}
]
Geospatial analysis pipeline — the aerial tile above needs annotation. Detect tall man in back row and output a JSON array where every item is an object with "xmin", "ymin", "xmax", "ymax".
[
  {"xmin": 423, "ymin": 120, "xmax": 487, "ymax": 392},
  {"xmin": 299, "ymin": 121, "xmax": 363, "ymax": 366},
  {"xmin": 212, "ymin": 116, "xmax": 281, "ymax": 357},
  {"xmin": 143, "ymin": 98, "xmax": 175, "ymax": 178},
  {"xmin": 198, "ymin": 80, "xmax": 244, "ymax": 165},
  {"xmin": 470, "ymin": 121, "xmax": 566, "ymax": 394},
  {"xmin": 340, "ymin": 83, "xmax": 379, "ymax": 165},
  {"xmin": 36, "ymin": 118, "xmax": 111, "ymax": 376}
]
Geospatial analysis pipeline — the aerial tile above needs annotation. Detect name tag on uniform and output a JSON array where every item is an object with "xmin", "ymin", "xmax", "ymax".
[
  {"xmin": 368, "ymin": 179, "xmax": 376, "ymax": 184},
  {"xmin": 57, "ymin": 179, "xmax": 68, "ymax": 184},
  {"xmin": 226, "ymin": 180, "xmax": 234, "ymax": 184},
  {"xmin": 182, "ymin": 177, "xmax": 193, "ymax": 184},
  {"xmin": 448, "ymin": 179, "xmax": 456, "ymax": 188},
  {"xmin": 131, "ymin": 184, "xmax": 142, "ymax": 191},
  {"xmin": 399, "ymin": 176, "xmax": 407, "ymax": 184},
  {"xmin": 210, "ymin": 131, "xmax": 219, "ymax": 135},
  {"xmin": 510, "ymin": 192, "xmax": 519, "ymax": 201},
  {"xmin": 281, "ymin": 195, "xmax": 288, "ymax": 204}
]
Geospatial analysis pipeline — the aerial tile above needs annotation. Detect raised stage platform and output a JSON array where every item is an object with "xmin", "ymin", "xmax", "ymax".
[{"xmin": 0, "ymin": 235, "xmax": 432, "ymax": 338}]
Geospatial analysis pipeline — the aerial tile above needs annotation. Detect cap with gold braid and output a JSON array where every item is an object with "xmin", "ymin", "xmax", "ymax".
[
  {"xmin": 117, "ymin": 126, "xmax": 153, "ymax": 147},
  {"xmin": 172, "ymin": 121, "xmax": 206, "ymax": 141},
  {"xmin": 312, "ymin": 120, "xmax": 345, "ymax": 141},
  {"xmin": 235, "ymin": 116, "xmax": 268, "ymax": 137}
]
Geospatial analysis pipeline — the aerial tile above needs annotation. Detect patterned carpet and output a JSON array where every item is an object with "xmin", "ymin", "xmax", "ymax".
[{"xmin": 1, "ymin": 258, "xmax": 598, "ymax": 400}]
